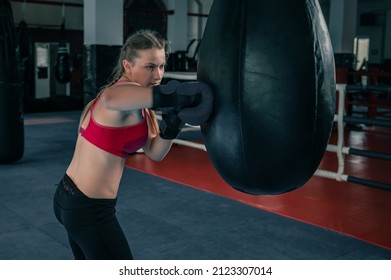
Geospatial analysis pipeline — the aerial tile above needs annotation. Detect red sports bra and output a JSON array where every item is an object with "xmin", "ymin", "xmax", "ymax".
[{"xmin": 79, "ymin": 98, "xmax": 148, "ymax": 158}]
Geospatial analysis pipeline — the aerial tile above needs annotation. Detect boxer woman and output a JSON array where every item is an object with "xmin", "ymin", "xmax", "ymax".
[{"xmin": 53, "ymin": 30, "xmax": 212, "ymax": 259}]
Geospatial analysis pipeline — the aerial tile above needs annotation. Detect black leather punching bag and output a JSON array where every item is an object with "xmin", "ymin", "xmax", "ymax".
[
  {"xmin": 16, "ymin": 20, "xmax": 34, "ymax": 109},
  {"xmin": 198, "ymin": 0, "xmax": 335, "ymax": 195},
  {"xmin": 0, "ymin": 0, "xmax": 24, "ymax": 163},
  {"xmin": 55, "ymin": 19, "xmax": 72, "ymax": 84}
]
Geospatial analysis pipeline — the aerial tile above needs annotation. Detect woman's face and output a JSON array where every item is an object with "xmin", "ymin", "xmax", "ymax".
[{"xmin": 124, "ymin": 48, "xmax": 166, "ymax": 87}]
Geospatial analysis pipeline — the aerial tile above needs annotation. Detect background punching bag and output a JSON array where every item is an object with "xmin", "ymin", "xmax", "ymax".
[
  {"xmin": 16, "ymin": 19, "xmax": 34, "ymax": 111},
  {"xmin": 55, "ymin": 18, "xmax": 72, "ymax": 84},
  {"xmin": 0, "ymin": 0, "xmax": 24, "ymax": 163},
  {"xmin": 198, "ymin": 0, "xmax": 336, "ymax": 195}
]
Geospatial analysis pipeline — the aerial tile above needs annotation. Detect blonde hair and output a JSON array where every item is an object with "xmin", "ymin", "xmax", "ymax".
[
  {"xmin": 80, "ymin": 29, "xmax": 168, "ymax": 133},
  {"xmin": 110, "ymin": 29, "xmax": 169, "ymax": 85}
]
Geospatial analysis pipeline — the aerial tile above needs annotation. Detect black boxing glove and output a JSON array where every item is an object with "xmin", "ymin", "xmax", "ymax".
[
  {"xmin": 152, "ymin": 80, "xmax": 203, "ymax": 110},
  {"xmin": 176, "ymin": 82, "xmax": 213, "ymax": 126},
  {"xmin": 152, "ymin": 80, "xmax": 214, "ymax": 126},
  {"xmin": 159, "ymin": 109, "xmax": 186, "ymax": 140}
]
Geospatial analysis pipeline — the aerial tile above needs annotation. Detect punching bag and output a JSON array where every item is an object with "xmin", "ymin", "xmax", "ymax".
[
  {"xmin": 16, "ymin": 20, "xmax": 34, "ymax": 110},
  {"xmin": 55, "ymin": 18, "xmax": 72, "ymax": 84},
  {"xmin": 198, "ymin": 0, "xmax": 335, "ymax": 195},
  {"xmin": 0, "ymin": 0, "xmax": 24, "ymax": 163}
]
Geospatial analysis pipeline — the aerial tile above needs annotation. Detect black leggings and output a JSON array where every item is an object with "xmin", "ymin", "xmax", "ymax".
[{"xmin": 53, "ymin": 174, "xmax": 133, "ymax": 260}]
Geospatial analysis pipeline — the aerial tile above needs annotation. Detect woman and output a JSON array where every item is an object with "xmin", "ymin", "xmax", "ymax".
[{"xmin": 53, "ymin": 30, "xmax": 212, "ymax": 259}]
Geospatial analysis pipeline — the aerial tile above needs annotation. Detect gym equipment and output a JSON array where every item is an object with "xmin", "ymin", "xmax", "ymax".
[
  {"xmin": 152, "ymin": 80, "xmax": 213, "ymax": 125},
  {"xmin": 55, "ymin": 42, "xmax": 72, "ymax": 84},
  {"xmin": 0, "ymin": 0, "xmax": 24, "ymax": 163},
  {"xmin": 159, "ymin": 109, "xmax": 186, "ymax": 140},
  {"xmin": 16, "ymin": 20, "xmax": 34, "ymax": 110},
  {"xmin": 55, "ymin": 8, "xmax": 72, "ymax": 84},
  {"xmin": 315, "ymin": 84, "xmax": 391, "ymax": 191},
  {"xmin": 198, "ymin": 0, "xmax": 336, "ymax": 194}
]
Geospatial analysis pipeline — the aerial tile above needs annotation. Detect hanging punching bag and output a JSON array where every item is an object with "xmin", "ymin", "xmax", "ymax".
[
  {"xmin": 0, "ymin": 0, "xmax": 24, "ymax": 163},
  {"xmin": 55, "ymin": 18, "xmax": 72, "ymax": 84},
  {"xmin": 198, "ymin": 0, "xmax": 335, "ymax": 195},
  {"xmin": 16, "ymin": 19, "xmax": 34, "ymax": 110}
]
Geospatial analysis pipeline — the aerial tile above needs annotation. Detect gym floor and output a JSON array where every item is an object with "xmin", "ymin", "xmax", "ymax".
[{"xmin": 0, "ymin": 110, "xmax": 390, "ymax": 260}]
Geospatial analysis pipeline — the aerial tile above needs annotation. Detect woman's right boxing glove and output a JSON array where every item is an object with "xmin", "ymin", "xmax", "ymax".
[
  {"xmin": 151, "ymin": 80, "xmax": 204, "ymax": 110},
  {"xmin": 152, "ymin": 80, "xmax": 214, "ymax": 125}
]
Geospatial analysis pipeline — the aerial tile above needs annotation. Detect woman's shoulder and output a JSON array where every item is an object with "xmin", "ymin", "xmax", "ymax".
[{"xmin": 116, "ymin": 78, "xmax": 141, "ymax": 86}]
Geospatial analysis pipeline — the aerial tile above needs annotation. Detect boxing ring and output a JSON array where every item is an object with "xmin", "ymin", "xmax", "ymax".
[
  {"xmin": 315, "ymin": 83, "xmax": 391, "ymax": 191},
  {"xmin": 161, "ymin": 73, "xmax": 391, "ymax": 191}
]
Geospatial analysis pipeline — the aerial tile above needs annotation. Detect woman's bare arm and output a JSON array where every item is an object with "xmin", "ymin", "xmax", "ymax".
[{"xmin": 100, "ymin": 83, "xmax": 153, "ymax": 111}]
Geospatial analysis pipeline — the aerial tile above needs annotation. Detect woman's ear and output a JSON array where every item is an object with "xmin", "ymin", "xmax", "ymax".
[{"xmin": 122, "ymin": 59, "xmax": 132, "ymax": 74}]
